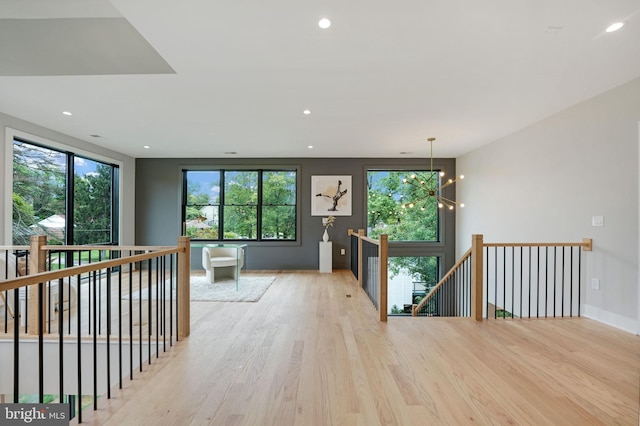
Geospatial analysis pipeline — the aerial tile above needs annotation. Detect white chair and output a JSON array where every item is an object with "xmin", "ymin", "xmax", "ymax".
[{"xmin": 202, "ymin": 247, "xmax": 244, "ymax": 283}]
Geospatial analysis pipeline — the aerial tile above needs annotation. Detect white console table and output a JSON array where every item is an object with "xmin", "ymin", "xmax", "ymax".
[{"xmin": 319, "ymin": 242, "xmax": 332, "ymax": 273}]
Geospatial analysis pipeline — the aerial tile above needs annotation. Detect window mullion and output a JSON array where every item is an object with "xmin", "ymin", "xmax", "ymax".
[
  {"xmin": 66, "ymin": 153, "xmax": 75, "ymax": 247},
  {"xmin": 257, "ymin": 169, "xmax": 263, "ymax": 241},
  {"xmin": 219, "ymin": 170, "xmax": 225, "ymax": 241}
]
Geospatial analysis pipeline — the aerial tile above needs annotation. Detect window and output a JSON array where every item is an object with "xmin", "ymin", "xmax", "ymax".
[
  {"xmin": 183, "ymin": 169, "xmax": 297, "ymax": 241},
  {"xmin": 388, "ymin": 256, "xmax": 440, "ymax": 314},
  {"xmin": 367, "ymin": 170, "xmax": 439, "ymax": 241},
  {"xmin": 12, "ymin": 138, "xmax": 119, "ymax": 246},
  {"xmin": 367, "ymin": 168, "xmax": 454, "ymax": 315}
]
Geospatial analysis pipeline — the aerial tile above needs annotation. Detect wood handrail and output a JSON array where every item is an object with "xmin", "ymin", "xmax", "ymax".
[
  {"xmin": 412, "ymin": 248, "xmax": 472, "ymax": 316},
  {"xmin": 360, "ymin": 235, "xmax": 380, "ymax": 246},
  {"xmin": 348, "ymin": 229, "xmax": 387, "ymax": 321},
  {"xmin": 0, "ymin": 247, "xmax": 181, "ymax": 293},
  {"xmin": 2, "ymin": 236, "xmax": 191, "ymax": 337},
  {"xmin": 43, "ymin": 245, "xmax": 176, "ymax": 251},
  {"xmin": 483, "ymin": 238, "xmax": 592, "ymax": 250},
  {"xmin": 413, "ymin": 235, "xmax": 593, "ymax": 319},
  {"xmin": 0, "ymin": 245, "xmax": 173, "ymax": 251}
]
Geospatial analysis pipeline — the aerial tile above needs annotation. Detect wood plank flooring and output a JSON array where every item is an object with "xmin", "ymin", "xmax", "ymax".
[{"xmin": 71, "ymin": 270, "xmax": 640, "ymax": 425}]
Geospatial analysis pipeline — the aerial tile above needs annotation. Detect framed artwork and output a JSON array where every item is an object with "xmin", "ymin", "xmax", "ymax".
[{"xmin": 311, "ymin": 175, "xmax": 352, "ymax": 216}]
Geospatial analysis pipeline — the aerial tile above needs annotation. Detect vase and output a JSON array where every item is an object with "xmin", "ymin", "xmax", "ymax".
[{"xmin": 322, "ymin": 228, "xmax": 329, "ymax": 242}]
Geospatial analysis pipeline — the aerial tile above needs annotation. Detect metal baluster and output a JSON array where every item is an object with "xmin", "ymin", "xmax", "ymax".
[
  {"xmin": 13, "ymin": 287, "xmax": 20, "ymax": 403},
  {"xmin": 118, "ymin": 263, "xmax": 123, "ymax": 389},
  {"xmin": 139, "ymin": 260, "xmax": 143, "ymax": 372},
  {"xmin": 106, "ymin": 267, "xmax": 112, "ymax": 399},
  {"xmin": 77, "ymin": 273, "xmax": 83, "ymax": 423},
  {"xmin": 58, "ymin": 278, "xmax": 64, "ymax": 403},
  {"xmin": 170, "ymin": 255, "xmax": 174, "ymax": 346},
  {"xmin": 148, "ymin": 259, "xmax": 152, "ymax": 365},
  {"xmin": 553, "ymin": 247, "xmax": 557, "ymax": 317},
  {"xmin": 93, "ymin": 267, "xmax": 98, "ymax": 410}
]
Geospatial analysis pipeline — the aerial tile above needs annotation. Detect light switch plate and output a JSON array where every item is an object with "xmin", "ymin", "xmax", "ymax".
[
  {"xmin": 591, "ymin": 278, "xmax": 600, "ymax": 290},
  {"xmin": 592, "ymin": 216, "xmax": 604, "ymax": 227}
]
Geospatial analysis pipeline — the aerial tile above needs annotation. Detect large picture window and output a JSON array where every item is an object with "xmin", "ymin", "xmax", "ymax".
[
  {"xmin": 183, "ymin": 169, "xmax": 297, "ymax": 241},
  {"xmin": 367, "ymin": 168, "xmax": 453, "ymax": 315},
  {"xmin": 12, "ymin": 138, "xmax": 119, "ymax": 246},
  {"xmin": 367, "ymin": 170, "xmax": 439, "ymax": 241}
]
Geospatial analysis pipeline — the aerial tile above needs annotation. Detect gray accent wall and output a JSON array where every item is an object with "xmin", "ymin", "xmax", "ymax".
[{"xmin": 135, "ymin": 157, "xmax": 457, "ymax": 271}]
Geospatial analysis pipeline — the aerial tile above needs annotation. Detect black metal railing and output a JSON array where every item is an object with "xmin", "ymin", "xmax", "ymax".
[
  {"xmin": 347, "ymin": 230, "xmax": 389, "ymax": 321},
  {"xmin": 1, "ymin": 247, "xmax": 29, "ymax": 334},
  {"xmin": 361, "ymin": 239, "xmax": 380, "ymax": 310},
  {"xmin": 412, "ymin": 237, "xmax": 591, "ymax": 320},
  {"xmin": 414, "ymin": 249, "xmax": 472, "ymax": 317},
  {"xmin": 0, "ymin": 237, "xmax": 189, "ymax": 423},
  {"xmin": 350, "ymin": 232, "xmax": 359, "ymax": 280},
  {"xmin": 484, "ymin": 244, "xmax": 583, "ymax": 319}
]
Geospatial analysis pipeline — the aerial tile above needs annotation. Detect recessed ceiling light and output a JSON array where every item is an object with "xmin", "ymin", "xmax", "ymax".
[
  {"xmin": 318, "ymin": 18, "xmax": 331, "ymax": 29},
  {"xmin": 143, "ymin": 145, "xmax": 150, "ymax": 149},
  {"xmin": 606, "ymin": 22, "xmax": 624, "ymax": 32},
  {"xmin": 62, "ymin": 111, "xmax": 72, "ymax": 116},
  {"xmin": 308, "ymin": 145, "xmax": 313, "ymax": 149},
  {"xmin": 303, "ymin": 109, "xmax": 311, "ymax": 115}
]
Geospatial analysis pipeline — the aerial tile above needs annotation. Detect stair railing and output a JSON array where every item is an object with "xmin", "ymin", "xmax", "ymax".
[
  {"xmin": 412, "ymin": 248, "xmax": 472, "ymax": 317},
  {"xmin": 348, "ymin": 229, "xmax": 388, "ymax": 321},
  {"xmin": 0, "ymin": 235, "xmax": 191, "ymax": 423},
  {"xmin": 413, "ymin": 234, "xmax": 593, "ymax": 320}
]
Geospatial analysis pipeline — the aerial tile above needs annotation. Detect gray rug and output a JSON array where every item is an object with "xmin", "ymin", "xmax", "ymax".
[
  {"xmin": 127, "ymin": 274, "xmax": 276, "ymax": 302},
  {"xmin": 190, "ymin": 274, "xmax": 276, "ymax": 302}
]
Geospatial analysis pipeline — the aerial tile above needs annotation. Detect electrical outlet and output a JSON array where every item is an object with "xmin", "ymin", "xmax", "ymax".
[
  {"xmin": 340, "ymin": 248, "xmax": 345, "ymax": 255},
  {"xmin": 591, "ymin": 278, "xmax": 600, "ymax": 290}
]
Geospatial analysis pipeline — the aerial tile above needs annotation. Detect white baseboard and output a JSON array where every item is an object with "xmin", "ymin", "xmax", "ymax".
[{"xmin": 582, "ymin": 304, "xmax": 640, "ymax": 335}]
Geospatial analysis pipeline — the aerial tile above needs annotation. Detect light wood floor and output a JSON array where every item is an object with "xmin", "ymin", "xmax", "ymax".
[{"xmin": 71, "ymin": 270, "xmax": 640, "ymax": 426}]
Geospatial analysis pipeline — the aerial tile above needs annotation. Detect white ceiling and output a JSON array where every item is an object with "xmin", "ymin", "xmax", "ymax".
[{"xmin": 1, "ymin": 0, "xmax": 639, "ymax": 158}]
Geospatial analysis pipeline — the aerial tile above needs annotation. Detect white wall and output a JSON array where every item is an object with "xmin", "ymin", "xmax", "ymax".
[
  {"xmin": 456, "ymin": 77, "xmax": 640, "ymax": 334},
  {"xmin": 0, "ymin": 112, "xmax": 136, "ymax": 246}
]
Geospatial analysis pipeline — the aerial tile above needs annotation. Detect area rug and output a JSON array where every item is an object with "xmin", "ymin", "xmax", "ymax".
[
  {"xmin": 127, "ymin": 274, "xmax": 276, "ymax": 302},
  {"xmin": 190, "ymin": 274, "xmax": 276, "ymax": 302}
]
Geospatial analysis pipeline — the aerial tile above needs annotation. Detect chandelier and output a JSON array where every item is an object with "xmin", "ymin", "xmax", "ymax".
[{"xmin": 401, "ymin": 137, "xmax": 464, "ymax": 211}]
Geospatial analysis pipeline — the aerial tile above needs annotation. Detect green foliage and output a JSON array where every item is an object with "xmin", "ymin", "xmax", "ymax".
[
  {"xmin": 496, "ymin": 309, "xmax": 514, "ymax": 318},
  {"xmin": 391, "ymin": 256, "xmax": 438, "ymax": 285},
  {"xmin": 261, "ymin": 171, "xmax": 296, "ymax": 239},
  {"xmin": 223, "ymin": 171, "xmax": 258, "ymax": 239},
  {"xmin": 12, "ymin": 141, "xmax": 66, "ymax": 244},
  {"xmin": 12, "ymin": 193, "xmax": 35, "ymax": 245},
  {"xmin": 367, "ymin": 171, "xmax": 440, "ymax": 283},
  {"xmin": 390, "ymin": 304, "xmax": 402, "ymax": 314},
  {"xmin": 12, "ymin": 141, "xmax": 117, "ymax": 246},
  {"xmin": 73, "ymin": 163, "xmax": 113, "ymax": 244},
  {"xmin": 186, "ymin": 170, "xmax": 296, "ymax": 241},
  {"xmin": 12, "ymin": 142, "xmax": 66, "ymax": 225},
  {"xmin": 367, "ymin": 171, "xmax": 437, "ymax": 241},
  {"xmin": 186, "ymin": 227, "xmax": 219, "ymax": 239}
]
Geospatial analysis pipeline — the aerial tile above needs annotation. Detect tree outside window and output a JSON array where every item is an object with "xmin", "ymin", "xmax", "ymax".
[
  {"xmin": 183, "ymin": 169, "xmax": 297, "ymax": 241},
  {"xmin": 367, "ymin": 170, "xmax": 445, "ymax": 314},
  {"xmin": 12, "ymin": 139, "xmax": 118, "ymax": 246}
]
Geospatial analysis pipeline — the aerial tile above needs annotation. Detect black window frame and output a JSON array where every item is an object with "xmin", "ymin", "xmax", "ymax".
[
  {"xmin": 182, "ymin": 167, "xmax": 298, "ymax": 242},
  {"xmin": 12, "ymin": 137, "xmax": 120, "ymax": 248}
]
